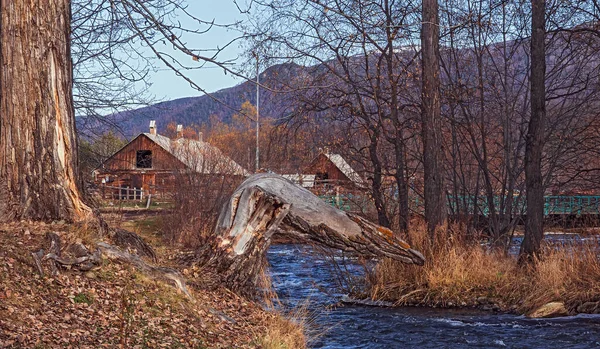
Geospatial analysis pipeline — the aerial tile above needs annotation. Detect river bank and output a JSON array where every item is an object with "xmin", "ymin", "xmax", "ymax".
[
  {"xmin": 268, "ymin": 244, "xmax": 600, "ymax": 348},
  {"xmin": 0, "ymin": 220, "xmax": 305, "ymax": 348},
  {"xmin": 363, "ymin": 224, "xmax": 600, "ymax": 318}
]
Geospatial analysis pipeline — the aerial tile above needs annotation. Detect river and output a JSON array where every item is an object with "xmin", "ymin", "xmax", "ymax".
[{"xmin": 267, "ymin": 244, "xmax": 600, "ymax": 349}]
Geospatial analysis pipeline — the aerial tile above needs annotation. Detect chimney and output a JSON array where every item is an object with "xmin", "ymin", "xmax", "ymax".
[
  {"xmin": 176, "ymin": 124, "xmax": 183, "ymax": 139},
  {"xmin": 198, "ymin": 131, "xmax": 203, "ymax": 142},
  {"xmin": 149, "ymin": 120, "xmax": 157, "ymax": 135}
]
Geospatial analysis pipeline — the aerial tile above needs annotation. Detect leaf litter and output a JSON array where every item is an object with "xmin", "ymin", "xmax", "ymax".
[{"xmin": 0, "ymin": 221, "xmax": 292, "ymax": 348}]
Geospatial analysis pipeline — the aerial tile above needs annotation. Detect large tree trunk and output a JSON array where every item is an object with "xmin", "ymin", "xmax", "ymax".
[
  {"xmin": 195, "ymin": 174, "xmax": 425, "ymax": 297},
  {"xmin": 0, "ymin": 0, "xmax": 90, "ymax": 222},
  {"xmin": 421, "ymin": 0, "xmax": 447, "ymax": 239},
  {"xmin": 520, "ymin": 0, "xmax": 546, "ymax": 262}
]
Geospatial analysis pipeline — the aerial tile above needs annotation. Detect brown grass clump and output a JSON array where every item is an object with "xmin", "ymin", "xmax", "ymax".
[
  {"xmin": 367, "ymin": 220, "xmax": 600, "ymax": 313},
  {"xmin": 259, "ymin": 272, "xmax": 313, "ymax": 349},
  {"xmin": 518, "ymin": 245, "xmax": 600, "ymax": 312},
  {"xmin": 260, "ymin": 310, "xmax": 308, "ymax": 349}
]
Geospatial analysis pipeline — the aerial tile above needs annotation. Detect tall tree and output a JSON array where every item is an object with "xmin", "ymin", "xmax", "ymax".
[
  {"xmin": 249, "ymin": 0, "xmax": 423, "ymax": 230},
  {"xmin": 421, "ymin": 0, "xmax": 446, "ymax": 238},
  {"xmin": 520, "ymin": 0, "xmax": 547, "ymax": 261},
  {"xmin": 0, "ymin": 0, "xmax": 253, "ymax": 222},
  {"xmin": 0, "ymin": 0, "xmax": 91, "ymax": 222}
]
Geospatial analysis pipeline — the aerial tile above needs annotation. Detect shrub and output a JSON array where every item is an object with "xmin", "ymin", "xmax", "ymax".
[{"xmin": 160, "ymin": 171, "xmax": 242, "ymax": 248}]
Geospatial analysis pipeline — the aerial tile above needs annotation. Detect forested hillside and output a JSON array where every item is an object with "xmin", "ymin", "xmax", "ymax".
[{"xmin": 97, "ymin": 63, "xmax": 305, "ymax": 138}]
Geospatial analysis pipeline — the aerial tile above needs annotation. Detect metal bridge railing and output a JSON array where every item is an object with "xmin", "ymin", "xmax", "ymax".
[{"xmin": 318, "ymin": 193, "xmax": 600, "ymax": 216}]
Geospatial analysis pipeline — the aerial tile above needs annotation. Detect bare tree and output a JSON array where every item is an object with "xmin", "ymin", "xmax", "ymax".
[
  {"xmin": 248, "ymin": 0, "xmax": 424, "ymax": 230},
  {"xmin": 519, "ymin": 0, "xmax": 546, "ymax": 261},
  {"xmin": 421, "ymin": 0, "xmax": 447, "ymax": 238},
  {"xmin": 439, "ymin": 0, "xmax": 530, "ymax": 248}
]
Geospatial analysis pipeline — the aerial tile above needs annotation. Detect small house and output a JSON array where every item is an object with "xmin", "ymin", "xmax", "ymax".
[
  {"xmin": 282, "ymin": 151, "xmax": 366, "ymax": 212},
  {"xmin": 303, "ymin": 151, "xmax": 365, "ymax": 190},
  {"xmin": 281, "ymin": 151, "xmax": 365, "ymax": 196},
  {"xmin": 93, "ymin": 121, "xmax": 247, "ymax": 199}
]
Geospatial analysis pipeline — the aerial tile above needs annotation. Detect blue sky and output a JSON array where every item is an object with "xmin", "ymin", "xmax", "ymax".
[{"xmin": 147, "ymin": 1, "xmax": 249, "ymax": 101}]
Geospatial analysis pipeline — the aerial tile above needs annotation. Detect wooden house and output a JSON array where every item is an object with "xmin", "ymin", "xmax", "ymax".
[
  {"xmin": 304, "ymin": 151, "xmax": 365, "ymax": 190},
  {"xmin": 93, "ymin": 121, "xmax": 247, "ymax": 199},
  {"xmin": 280, "ymin": 151, "xmax": 366, "ymax": 212},
  {"xmin": 282, "ymin": 151, "xmax": 365, "ymax": 194}
]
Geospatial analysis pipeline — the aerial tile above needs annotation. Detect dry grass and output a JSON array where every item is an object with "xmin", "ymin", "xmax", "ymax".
[
  {"xmin": 260, "ymin": 310, "xmax": 308, "ymax": 349},
  {"xmin": 258, "ymin": 271, "xmax": 313, "ymax": 349},
  {"xmin": 368, "ymin": 220, "xmax": 600, "ymax": 313},
  {"xmin": 520, "ymin": 245, "xmax": 600, "ymax": 312}
]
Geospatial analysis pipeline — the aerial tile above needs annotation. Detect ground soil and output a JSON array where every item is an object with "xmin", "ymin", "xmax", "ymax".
[{"xmin": 0, "ymin": 218, "xmax": 287, "ymax": 348}]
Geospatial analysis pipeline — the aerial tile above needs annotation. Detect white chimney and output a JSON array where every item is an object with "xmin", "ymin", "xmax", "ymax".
[
  {"xmin": 176, "ymin": 124, "xmax": 183, "ymax": 139},
  {"xmin": 149, "ymin": 120, "xmax": 157, "ymax": 135},
  {"xmin": 198, "ymin": 131, "xmax": 203, "ymax": 142}
]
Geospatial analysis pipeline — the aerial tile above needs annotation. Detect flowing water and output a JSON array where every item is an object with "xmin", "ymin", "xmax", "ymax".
[{"xmin": 267, "ymin": 243, "xmax": 600, "ymax": 349}]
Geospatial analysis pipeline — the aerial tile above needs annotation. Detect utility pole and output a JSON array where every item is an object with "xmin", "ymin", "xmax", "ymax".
[{"xmin": 254, "ymin": 52, "xmax": 260, "ymax": 173}]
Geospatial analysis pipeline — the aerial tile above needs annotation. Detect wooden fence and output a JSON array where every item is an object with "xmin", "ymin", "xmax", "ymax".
[{"xmin": 93, "ymin": 184, "xmax": 173, "ymax": 202}]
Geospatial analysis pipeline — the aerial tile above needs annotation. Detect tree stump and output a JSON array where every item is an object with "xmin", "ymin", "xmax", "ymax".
[{"xmin": 197, "ymin": 173, "xmax": 425, "ymax": 297}]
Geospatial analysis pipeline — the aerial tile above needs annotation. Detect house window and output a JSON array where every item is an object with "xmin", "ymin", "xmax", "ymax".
[
  {"xmin": 316, "ymin": 172, "xmax": 330, "ymax": 189},
  {"xmin": 316, "ymin": 172, "xmax": 329, "ymax": 181},
  {"xmin": 136, "ymin": 150, "xmax": 152, "ymax": 168}
]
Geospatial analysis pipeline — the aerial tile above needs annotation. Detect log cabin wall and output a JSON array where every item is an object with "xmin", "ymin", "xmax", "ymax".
[
  {"xmin": 101, "ymin": 135, "xmax": 184, "ymax": 171},
  {"xmin": 94, "ymin": 134, "xmax": 184, "ymax": 196}
]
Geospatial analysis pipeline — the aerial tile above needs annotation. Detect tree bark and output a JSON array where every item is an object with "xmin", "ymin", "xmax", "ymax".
[
  {"xmin": 383, "ymin": 0, "xmax": 409, "ymax": 234},
  {"xmin": 421, "ymin": 0, "xmax": 447, "ymax": 239},
  {"xmin": 195, "ymin": 174, "xmax": 425, "ymax": 297},
  {"xmin": 368, "ymin": 132, "xmax": 391, "ymax": 228},
  {"xmin": 520, "ymin": 0, "xmax": 547, "ymax": 262},
  {"xmin": 0, "ymin": 0, "xmax": 90, "ymax": 222},
  {"xmin": 394, "ymin": 136, "xmax": 410, "ymax": 234}
]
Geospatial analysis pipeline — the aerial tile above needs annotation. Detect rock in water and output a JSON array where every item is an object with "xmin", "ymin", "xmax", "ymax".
[{"xmin": 527, "ymin": 302, "xmax": 568, "ymax": 318}]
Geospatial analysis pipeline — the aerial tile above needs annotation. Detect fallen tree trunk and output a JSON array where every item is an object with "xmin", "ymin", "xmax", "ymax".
[{"xmin": 196, "ymin": 173, "xmax": 425, "ymax": 297}]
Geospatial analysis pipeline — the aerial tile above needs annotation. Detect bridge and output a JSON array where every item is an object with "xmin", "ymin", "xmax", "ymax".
[
  {"xmin": 447, "ymin": 195, "xmax": 600, "ymax": 216},
  {"xmin": 320, "ymin": 194, "xmax": 600, "ymax": 217}
]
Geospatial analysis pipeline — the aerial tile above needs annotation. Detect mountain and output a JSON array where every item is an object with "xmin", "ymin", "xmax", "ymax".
[
  {"xmin": 82, "ymin": 31, "xmax": 599, "ymax": 140},
  {"xmin": 95, "ymin": 63, "xmax": 305, "ymax": 138}
]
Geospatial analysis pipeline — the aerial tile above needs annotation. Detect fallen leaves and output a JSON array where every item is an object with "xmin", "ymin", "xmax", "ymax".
[{"xmin": 0, "ymin": 221, "xmax": 286, "ymax": 348}]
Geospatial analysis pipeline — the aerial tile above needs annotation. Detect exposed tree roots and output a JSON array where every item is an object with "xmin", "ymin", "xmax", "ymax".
[{"xmin": 31, "ymin": 230, "xmax": 192, "ymax": 300}]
